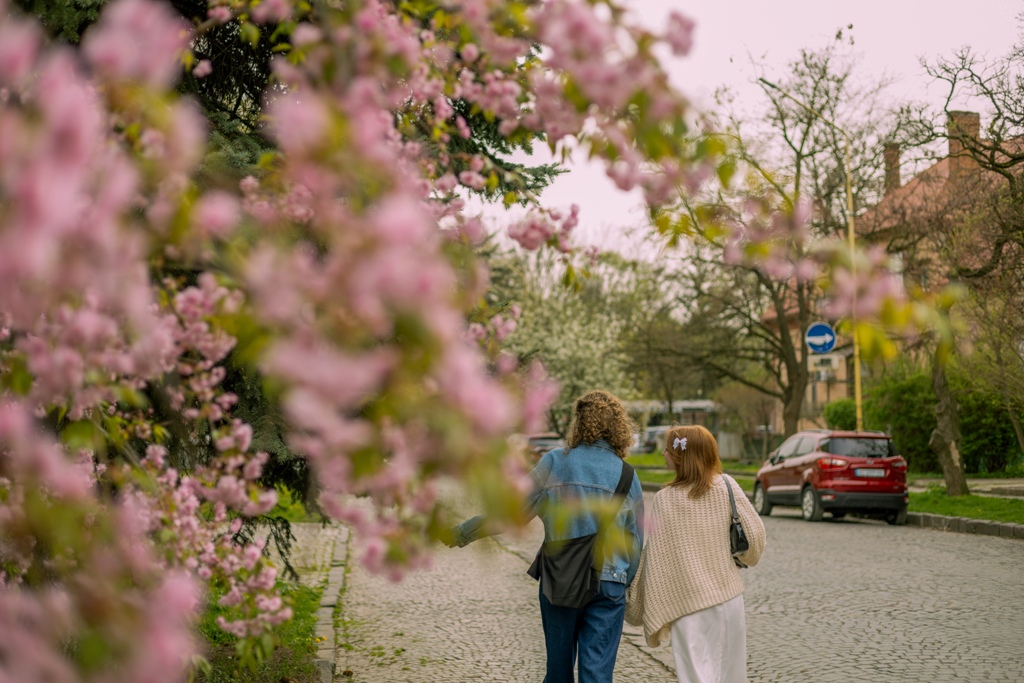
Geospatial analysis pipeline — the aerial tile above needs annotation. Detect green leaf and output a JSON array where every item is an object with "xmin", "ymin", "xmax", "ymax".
[
  {"xmin": 61, "ymin": 420, "xmax": 103, "ymax": 451},
  {"xmin": 561, "ymin": 263, "xmax": 576, "ymax": 289},
  {"xmin": 716, "ymin": 159, "xmax": 737, "ymax": 186},
  {"xmin": 240, "ymin": 22, "xmax": 261, "ymax": 47},
  {"xmin": 2, "ymin": 356, "xmax": 32, "ymax": 395}
]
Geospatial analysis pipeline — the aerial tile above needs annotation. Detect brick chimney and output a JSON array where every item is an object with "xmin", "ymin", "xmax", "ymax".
[
  {"xmin": 883, "ymin": 142, "xmax": 901, "ymax": 194},
  {"xmin": 947, "ymin": 110, "xmax": 980, "ymax": 185}
]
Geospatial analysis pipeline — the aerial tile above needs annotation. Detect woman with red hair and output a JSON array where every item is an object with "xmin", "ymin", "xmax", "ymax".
[{"xmin": 626, "ymin": 425, "xmax": 766, "ymax": 683}]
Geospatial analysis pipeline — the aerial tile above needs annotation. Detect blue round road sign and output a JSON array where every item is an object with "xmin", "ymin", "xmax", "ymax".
[{"xmin": 805, "ymin": 322, "xmax": 837, "ymax": 354}]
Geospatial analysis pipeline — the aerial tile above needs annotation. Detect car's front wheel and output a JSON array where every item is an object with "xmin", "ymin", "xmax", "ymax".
[
  {"xmin": 886, "ymin": 508, "xmax": 908, "ymax": 526},
  {"xmin": 752, "ymin": 483, "xmax": 773, "ymax": 516},
  {"xmin": 801, "ymin": 486, "xmax": 824, "ymax": 522}
]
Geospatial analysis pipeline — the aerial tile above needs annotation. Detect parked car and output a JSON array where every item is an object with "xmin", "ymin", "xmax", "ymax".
[
  {"xmin": 642, "ymin": 426, "xmax": 672, "ymax": 453},
  {"xmin": 526, "ymin": 432, "xmax": 564, "ymax": 461},
  {"xmin": 753, "ymin": 429, "xmax": 908, "ymax": 525},
  {"xmin": 629, "ymin": 432, "xmax": 643, "ymax": 453}
]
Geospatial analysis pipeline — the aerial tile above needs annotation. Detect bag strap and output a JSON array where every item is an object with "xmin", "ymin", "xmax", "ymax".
[
  {"xmin": 723, "ymin": 473, "xmax": 740, "ymax": 523},
  {"xmin": 613, "ymin": 459, "xmax": 635, "ymax": 501},
  {"xmin": 590, "ymin": 459, "xmax": 635, "ymax": 565}
]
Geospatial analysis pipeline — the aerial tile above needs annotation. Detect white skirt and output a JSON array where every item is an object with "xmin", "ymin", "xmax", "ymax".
[{"xmin": 669, "ymin": 594, "xmax": 747, "ymax": 683}]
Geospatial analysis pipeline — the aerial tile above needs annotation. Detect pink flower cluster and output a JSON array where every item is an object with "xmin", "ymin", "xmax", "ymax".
[
  {"xmin": 720, "ymin": 198, "xmax": 820, "ymax": 282},
  {"xmin": 822, "ymin": 244, "xmax": 908, "ymax": 321},
  {"xmin": 508, "ymin": 205, "xmax": 580, "ymax": 251},
  {"xmin": 0, "ymin": 403, "xmax": 199, "ymax": 683},
  {"xmin": 82, "ymin": 0, "xmax": 190, "ymax": 87}
]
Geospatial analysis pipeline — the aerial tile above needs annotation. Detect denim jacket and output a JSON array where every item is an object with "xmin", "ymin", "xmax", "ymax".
[{"xmin": 454, "ymin": 440, "xmax": 645, "ymax": 585}]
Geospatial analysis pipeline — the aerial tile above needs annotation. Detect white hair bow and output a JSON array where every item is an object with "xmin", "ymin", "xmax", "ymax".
[{"xmin": 673, "ymin": 437, "xmax": 687, "ymax": 451}]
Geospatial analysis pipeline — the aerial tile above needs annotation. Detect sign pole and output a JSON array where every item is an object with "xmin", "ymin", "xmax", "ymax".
[{"xmin": 758, "ymin": 78, "xmax": 864, "ymax": 432}]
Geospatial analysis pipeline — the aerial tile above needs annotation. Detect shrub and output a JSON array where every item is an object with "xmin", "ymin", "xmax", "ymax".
[
  {"xmin": 950, "ymin": 372, "xmax": 1024, "ymax": 473},
  {"xmin": 823, "ymin": 399, "xmax": 857, "ymax": 430},
  {"xmin": 862, "ymin": 362, "xmax": 1024, "ymax": 474},
  {"xmin": 864, "ymin": 370, "xmax": 938, "ymax": 472}
]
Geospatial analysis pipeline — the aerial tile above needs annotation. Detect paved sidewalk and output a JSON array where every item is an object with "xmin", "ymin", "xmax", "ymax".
[
  {"xmin": 268, "ymin": 522, "xmax": 349, "ymax": 682},
  {"xmin": 284, "ymin": 522, "xmax": 347, "ymax": 588}
]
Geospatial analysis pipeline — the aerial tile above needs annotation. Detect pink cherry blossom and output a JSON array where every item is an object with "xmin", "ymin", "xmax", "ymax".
[
  {"xmin": 0, "ymin": 18, "xmax": 40, "ymax": 87},
  {"xmin": 192, "ymin": 59, "xmax": 213, "ymax": 78},
  {"xmin": 82, "ymin": 0, "xmax": 190, "ymax": 87},
  {"xmin": 194, "ymin": 191, "xmax": 240, "ymax": 237},
  {"xmin": 666, "ymin": 12, "xmax": 696, "ymax": 57},
  {"xmin": 251, "ymin": 0, "xmax": 292, "ymax": 23}
]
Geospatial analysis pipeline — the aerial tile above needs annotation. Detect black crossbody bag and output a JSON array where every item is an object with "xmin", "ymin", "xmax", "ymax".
[
  {"xmin": 527, "ymin": 459, "xmax": 634, "ymax": 609},
  {"xmin": 724, "ymin": 474, "xmax": 750, "ymax": 568}
]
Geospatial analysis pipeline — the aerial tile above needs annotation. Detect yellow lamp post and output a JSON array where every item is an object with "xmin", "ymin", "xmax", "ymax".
[{"xmin": 758, "ymin": 78, "xmax": 863, "ymax": 431}]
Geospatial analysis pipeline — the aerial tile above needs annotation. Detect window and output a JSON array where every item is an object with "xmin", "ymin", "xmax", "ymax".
[
  {"xmin": 775, "ymin": 437, "xmax": 801, "ymax": 460},
  {"xmin": 793, "ymin": 437, "xmax": 815, "ymax": 456},
  {"xmin": 829, "ymin": 438, "xmax": 893, "ymax": 457}
]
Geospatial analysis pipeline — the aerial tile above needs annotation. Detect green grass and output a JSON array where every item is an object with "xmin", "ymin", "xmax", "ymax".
[
  {"xmin": 637, "ymin": 470, "xmax": 755, "ymax": 493},
  {"xmin": 197, "ymin": 581, "xmax": 324, "ymax": 683},
  {"xmin": 909, "ymin": 469, "xmax": 1024, "ymax": 481},
  {"xmin": 625, "ymin": 452, "xmax": 668, "ymax": 467},
  {"xmin": 268, "ymin": 486, "xmax": 324, "ymax": 524},
  {"xmin": 635, "ymin": 469, "xmax": 674, "ymax": 484},
  {"xmin": 723, "ymin": 462, "xmax": 763, "ymax": 474},
  {"xmin": 909, "ymin": 488, "xmax": 1024, "ymax": 524}
]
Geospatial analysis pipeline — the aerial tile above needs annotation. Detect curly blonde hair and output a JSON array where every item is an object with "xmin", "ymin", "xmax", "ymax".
[
  {"xmin": 565, "ymin": 390, "xmax": 636, "ymax": 459},
  {"xmin": 664, "ymin": 425, "xmax": 722, "ymax": 498}
]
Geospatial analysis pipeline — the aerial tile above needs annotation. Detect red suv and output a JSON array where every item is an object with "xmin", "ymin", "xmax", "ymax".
[{"xmin": 753, "ymin": 430, "xmax": 908, "ymax": 525}]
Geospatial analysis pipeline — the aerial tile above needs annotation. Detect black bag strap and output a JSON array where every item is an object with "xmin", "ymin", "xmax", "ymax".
[
  {"xmin": 613, "ymin": 459, "xmax": 635, "ymax": 501},
  {"xmin": 528, "ymin": 458, "xmax": 636, "ymax": 582},
  {"xmin": 594, "ymin": 460, "xmax": 635, "ymax": 563},
  {"xmin": 723, "ymin": 474, "xmax": 740, "ymax": 523}
]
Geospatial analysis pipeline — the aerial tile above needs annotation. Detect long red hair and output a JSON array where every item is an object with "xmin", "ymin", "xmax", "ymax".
[{"xmin": 664, "ymin": 425, "xmax": 722, "ymax": 498}]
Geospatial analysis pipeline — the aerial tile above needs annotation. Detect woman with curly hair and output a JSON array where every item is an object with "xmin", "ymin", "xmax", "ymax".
[
  {"xmin": 447, "ymin": 389, "xmax": 644, "ymax": 683},
  {"xmin": 625, "ymin": 425, "xmax": 766, "ymax": 683}
]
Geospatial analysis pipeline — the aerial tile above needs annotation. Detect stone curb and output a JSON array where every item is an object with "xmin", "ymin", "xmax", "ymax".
[
  {"xmin": 905, "ymin": 512, "xmax": 1024, "ymax": 540},
  {"xmin": 641, "ymin": 481, "xmax": 1023, "ymax": 541},
  {"xmin": 314, "ymin": 526, "xmax": 350, "ymax": 683}
]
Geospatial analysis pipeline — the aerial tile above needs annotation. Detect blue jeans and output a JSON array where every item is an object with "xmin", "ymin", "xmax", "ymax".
[{"xmin": 539, "ymin": 580, "xmax": 626, "ymax": 683}]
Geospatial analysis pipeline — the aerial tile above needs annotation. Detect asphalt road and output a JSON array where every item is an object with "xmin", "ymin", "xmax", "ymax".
[{"xmin": 336, "ymin": 491, "xmax": 1024, "ymax": 682}]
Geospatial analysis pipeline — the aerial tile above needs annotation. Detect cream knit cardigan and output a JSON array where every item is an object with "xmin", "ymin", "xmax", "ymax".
[{"xmin": 625, "ymin": 474, "xmax": 766, "ymax": 647}]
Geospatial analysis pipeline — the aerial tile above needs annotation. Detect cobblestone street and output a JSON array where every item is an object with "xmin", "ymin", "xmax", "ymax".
[
  {"xmin": 332, "ymin": 491, "xmax": 1024, "ymax": 682},
  {"xmin": 742, "ymin": 508, "xmax": 1024, "ymax": 683}
]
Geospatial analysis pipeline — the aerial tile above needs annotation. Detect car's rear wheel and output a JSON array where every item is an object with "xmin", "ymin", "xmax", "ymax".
[
  {"xmin": 753, "ymin": 484, "xmax": 772, "ymax": 516},
  {"xmin": 801, "ymin": 486, "xmax": 824, "ymax": 522},
  {"xmin": 886, "ymin": 508, "xmax": 908, "ymax": 526}
]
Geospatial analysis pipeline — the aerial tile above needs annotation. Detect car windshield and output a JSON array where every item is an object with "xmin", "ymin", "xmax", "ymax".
[{"xmin": 827, "ymin": 438, "xmax": 893, "ymax": 457}]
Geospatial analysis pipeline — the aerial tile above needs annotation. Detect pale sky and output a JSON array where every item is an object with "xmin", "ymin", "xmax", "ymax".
[{"xmin": 476, "ymin": 0, "xmax": 1023, "ymax": 253}]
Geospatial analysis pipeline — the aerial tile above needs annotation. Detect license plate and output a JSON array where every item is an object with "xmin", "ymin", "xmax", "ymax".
[{"xmin": 855, "ymin": 468, "xmax": 885, "ymax": 478}]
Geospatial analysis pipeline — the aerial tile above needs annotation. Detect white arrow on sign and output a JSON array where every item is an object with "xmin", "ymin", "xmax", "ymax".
[{"xmin": 806, "ymin": 332, "xmax": 834, "ymax": 346}]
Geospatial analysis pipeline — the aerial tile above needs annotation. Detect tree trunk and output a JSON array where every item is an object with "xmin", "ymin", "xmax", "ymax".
[
  {"xmin": 781, "ymin": 374, "xmax": 806, "ymax": 437},
  {"xmin": 994, "ymin": 345, "xmax": 1024, "ymax": 458},
  {"xmin": 928, "ymin": 348, "xmax": 969, "ymax": 496}
]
